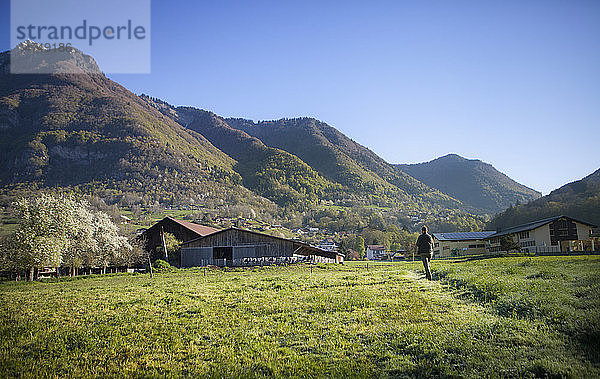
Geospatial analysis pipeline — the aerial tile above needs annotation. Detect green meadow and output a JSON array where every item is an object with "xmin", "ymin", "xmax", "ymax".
[{"xmin": 1, "ymin": 256, "xmax": 598, "ymax": 377}]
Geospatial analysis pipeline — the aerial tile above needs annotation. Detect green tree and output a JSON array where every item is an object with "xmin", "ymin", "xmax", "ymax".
[
  {"xmin": 368, "ymin": 212, "xmax": 386, "ymax": 230},
  {"xmin": 339, "ymin": 235, "xmax": 365, "ymax": 260},
  {"xmin": 354, "ymin": 236, "xmax": 365, "ymax": 259},
  {"xmin": 499, "ymin": 235, "xmax": 520, "ymax": 252},
  {"xmin": 157, "ymin": 232, "xmax": 182, "ymax": 263},
  {"xmin": 361, "ymin": 228, "xmax": 387, "ymax": 247}
]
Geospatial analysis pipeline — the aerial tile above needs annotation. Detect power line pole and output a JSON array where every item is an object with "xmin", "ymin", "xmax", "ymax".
[{"xmin": 161, "ymin": 226, "xmax": 169, "ymax": 262}]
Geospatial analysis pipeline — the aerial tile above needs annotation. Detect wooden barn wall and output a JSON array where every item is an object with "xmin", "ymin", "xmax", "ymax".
[
  {"xmin": 181, "ymin": 247, "xmax": 213, "ymax": 267},
  {"xmin": 185, "ymin": 229, "xmax": 297, "ymax": 254},
  {"xmin": 184, "ymin": 229, "xmax": 340, "ymax": 260}
]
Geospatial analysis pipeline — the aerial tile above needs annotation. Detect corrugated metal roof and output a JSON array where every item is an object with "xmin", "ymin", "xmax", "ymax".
[{"xmin": 433, "ymin": 231, "xmax": 496, "ymax": 241}]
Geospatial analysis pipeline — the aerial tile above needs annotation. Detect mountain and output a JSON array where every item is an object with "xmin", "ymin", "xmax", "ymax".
[
  {"xmin": 0, "ymin": 42, "xmax": 533, "ymax": 232},
  {"xmin": 2, "ymin": 40, "xmax": 102, "ymax": 75},
  {"xmin": 487, "ymin": 168, "xmax": 600, "ymax": 229},
  {"xmin": 225, "ymin": 117, "xmax": 460, "ymax": 209},
  {"xmin": 141, "ymin": 98, "xmax": 463, "ymax": 211},
  {"xmin": 0, "ymin": 42, "xmax": 273, "ymax": 211},
  {"xmin": 397, "ymin": 154, "xmax": 541, "ymax": 213},
  {"xmin": 141, "ymin": 96, "xmax": 339, "ymax": 208}
]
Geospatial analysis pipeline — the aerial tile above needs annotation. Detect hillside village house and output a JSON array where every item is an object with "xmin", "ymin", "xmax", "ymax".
[
  {"xmin": 486, "ymin": 215, "xmax": 597, "ymax": 254},
  {"xmin": 366, "ymin": 245, "xmax": 386, "ymax": 260},
  {"xmin": 432, "ymin": 232, "xmax": 496, "ymax": 258}
]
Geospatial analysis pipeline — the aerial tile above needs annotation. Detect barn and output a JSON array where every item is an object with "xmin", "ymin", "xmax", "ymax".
[
  {"xmin": 140, "ymin": 217, "xmax": 219, "ymax": 262},
  {"xmin": 181, "ymin": 227, "xmax": 344, "ymax": 267}
]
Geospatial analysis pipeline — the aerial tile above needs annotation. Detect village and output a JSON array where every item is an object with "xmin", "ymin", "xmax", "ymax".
[
  {"xmin": 3, "ymin": 192, "xmax": 597, "ymax": 280},
  {"xmin": 137, "ymin": 214, "xmax": 599, "ymax": 270}
]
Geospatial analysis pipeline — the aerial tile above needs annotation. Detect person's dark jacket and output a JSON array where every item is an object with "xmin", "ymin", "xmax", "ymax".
[{"xmin": 416, "ymin": 233, "xmax": 434, "ymax": 255}]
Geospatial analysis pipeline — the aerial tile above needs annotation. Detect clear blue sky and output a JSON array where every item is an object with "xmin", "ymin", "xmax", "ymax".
[{"xmin": 2, "ymin": 0, "xmax": 599, "ymax": 195}]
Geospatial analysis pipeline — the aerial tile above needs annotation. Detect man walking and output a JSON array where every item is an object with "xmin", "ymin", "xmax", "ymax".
[{"xmin": 415, "ymin": 226, "xmax": 434, "ymax": 280}]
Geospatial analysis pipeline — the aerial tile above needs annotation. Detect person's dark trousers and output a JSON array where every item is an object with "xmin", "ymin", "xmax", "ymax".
[{"xmin": 420, "ymin": 254, "xmax": 432, "ymax": 280}]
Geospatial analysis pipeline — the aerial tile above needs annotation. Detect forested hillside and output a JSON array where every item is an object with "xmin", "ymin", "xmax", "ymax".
[
  {"xmin": 139, "ymin": 98, "xmax": 490, "ymax": 230},
  {"xmin": 0, "ymin": 43, "xmax": 274, "ymax": 214},
  {"xmin": 398, "ymin": 154, "xmax": 541, "ymax": 213},
  {"xmin": 142, "ymin": 97, "xmax": 463, "ymax": 212},
  {"xmin": 141, "ymin": 98, "xmax": 340, "ymax": 209},
  {"xmin": 487, "ymin": 168, "xmax": 600, "ymax": 229},
  {"xmin": 226, "ymin": 117, "xmax": 460, "ymax": 209},
  {"xmin": 0, "ymin": 43, "xmax": 544, "ymax": 233}
]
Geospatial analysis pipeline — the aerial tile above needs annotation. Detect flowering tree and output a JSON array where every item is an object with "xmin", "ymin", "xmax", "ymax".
[
  {"xmin": 9, "ymin": 195, "xmax": 71, "ymax": 280},
  {"xmin": 63, "ymin": 204, "xmax": 97, "ymax": 276},
  {"xmin": 117, "ymin": 235, "xmax": 147, "ymax": 270},
  {"xmin": 91, "ymin": 211, "xmax": 130, "ymax": 274},
  {"xmin": 1, "ymin": 193, "xmax": 131, "ymax": 280}
]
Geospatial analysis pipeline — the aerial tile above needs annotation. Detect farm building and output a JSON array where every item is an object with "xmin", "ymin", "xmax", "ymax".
[
  {"xmin": 181, "ymin": 227, "xmax": 344, "ymax": 267},
  {"xmin": 486, "ymin": 215, "xmax": 597, "ymax": 254},
  {"xmin": 140, "ymin": 217, "xmax": 219, "ymax": 262},
  {"xmin": 433, "ymin": 231, "xmax": 496, "ymax": 258}
]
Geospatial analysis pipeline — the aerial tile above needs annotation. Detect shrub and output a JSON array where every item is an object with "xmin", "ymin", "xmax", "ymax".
[{"xmin": 153, "ymin": 259, "xmax": 175, "ymax": 272}]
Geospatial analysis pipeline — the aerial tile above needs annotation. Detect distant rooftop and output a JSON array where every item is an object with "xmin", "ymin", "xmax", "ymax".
[{"xmin": 433, "ymin": 231, "xmax": 496, "ymax": 241}]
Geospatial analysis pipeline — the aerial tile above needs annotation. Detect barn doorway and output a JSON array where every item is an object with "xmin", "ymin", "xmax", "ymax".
[{"xmin": 213, "ymin": 246, "xmax": 233, "ymax": 260}]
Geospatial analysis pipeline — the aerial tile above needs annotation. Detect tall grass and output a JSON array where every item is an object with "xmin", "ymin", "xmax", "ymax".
[
  {"xmin": 428, "ymin": 256, "xmax": 600, "ymax": 365},
  {"xmin": 0, "ymin": 257, "xmax": 598, "ymax": 377}
]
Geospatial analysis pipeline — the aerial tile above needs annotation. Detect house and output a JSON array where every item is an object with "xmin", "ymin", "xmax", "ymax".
[
  {"xmin": 432, "ymin": 231, "xmax": 496, "ymax": 257},
  {"xmin": 486, "ymin": 215, "xmax": 597, "ymax": 254},
  {"xmin": 365, "ymin": 245, "xmax": 386, "ymax": 260},
  {"xmin": 140, "ymin": 217, "xmax": 219, "ymax": 262},
  {"xmin": 316, "ymin": 240, "xmax": 339, "ymax": 252},
  {"xmin": 180, "ymin": 227, "xmax": 344, "ymax": 267}
]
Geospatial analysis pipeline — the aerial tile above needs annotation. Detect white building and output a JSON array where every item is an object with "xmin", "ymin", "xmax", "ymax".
[
  {"xmin": 432, "ymin": 231, "xmax": 496, "ymax": 257},
  {"xmin": 366, "ymin": 245, "xmax": 386, "ymax": 260},
  {"xmin": 316, "ymin": 241, "xmax": 339, "ymax": 252},
  {"xmin": 487, "ymin": 215, "xmax": 597, "ymax": 254}
]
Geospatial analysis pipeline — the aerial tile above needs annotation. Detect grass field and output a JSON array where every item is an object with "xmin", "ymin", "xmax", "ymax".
[{"xmin": 1, "ymin": 256, "xmax": 599, "ymax": 377}]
